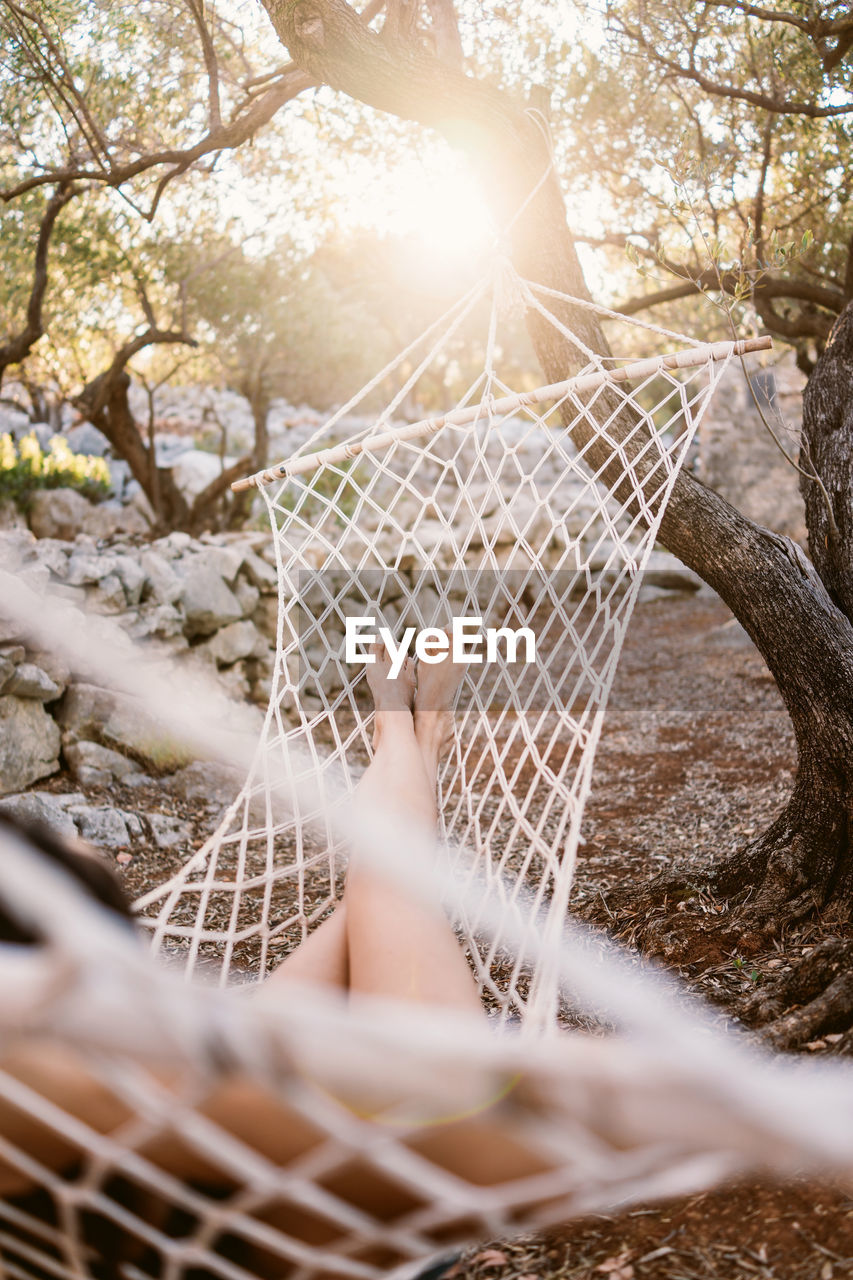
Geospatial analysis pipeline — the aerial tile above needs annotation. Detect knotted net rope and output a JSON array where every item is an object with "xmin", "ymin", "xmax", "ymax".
[{"xmin": 140, "ymin": 263, "xmax": 767, "ymax": 1028}]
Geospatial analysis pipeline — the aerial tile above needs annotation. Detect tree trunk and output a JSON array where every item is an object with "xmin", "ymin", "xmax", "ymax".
[
  {"xmin": 801, "ymin": 302, "xmax": 853, "ymax": 624},
  {"xmin": 227, "ymin": 370, "xmax": 270, "ymax": 528},
  {"xmin": 75, "ymin": 369, "xmax": 191, "ymax": 532}
]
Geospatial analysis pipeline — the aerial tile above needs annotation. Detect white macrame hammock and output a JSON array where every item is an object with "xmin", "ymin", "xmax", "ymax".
[
  {"xmin": 6, "ymin": 263, "xmax": 851, "ymax": 1280},
  {"xmin": 140, "ymin": 262, "xmax": 767, "ymax": 1026}
]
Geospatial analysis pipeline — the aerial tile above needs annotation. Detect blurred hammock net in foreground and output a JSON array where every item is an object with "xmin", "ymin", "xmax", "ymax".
[{"xmin": 0, "ymin": 262, "xmax": 827, "ymax": 1280}]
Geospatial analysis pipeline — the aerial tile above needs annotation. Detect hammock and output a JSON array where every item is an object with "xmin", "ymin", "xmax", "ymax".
[
  {"xmin": 3, "ymin": 262, "xmax": 837, "ymax": 1280},
  {"xmin": 139, "ymin": 261, "xmax": 768, "ymax": 1029}
]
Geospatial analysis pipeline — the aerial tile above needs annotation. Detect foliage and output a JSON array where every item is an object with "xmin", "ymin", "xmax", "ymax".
[
  {"xmin": 0, "ymin": 431, "xmax": 110, "ymax": 504},
  {"xmin": 545, "ymin": 0, "xmax": 853, "ymax": 364}
]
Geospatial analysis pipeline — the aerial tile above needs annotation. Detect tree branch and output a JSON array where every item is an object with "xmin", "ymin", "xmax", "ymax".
[
  {"xmin": 1, "ymin": 1, "xmax": 113, "ymax": 168},
  {"xmin": 613, "ymin": 16, "xmax": 853, "ymax": 117},
  {"xmin": 0, "ymin": 182, "xmax": 76, "ymax": 382},
  {"xmin": 185, "ymin": 0, "xmax": 222, "ymax": 130},
  {"xmin": 424, "ymin": 0, "xmax": 463, "ymax": 65},
  {"xmin": 382, "ymin": 0, "xmax": 420, "ymax": 46},
  {"xmin": 619, "ymin": 268, "xmax": 845, "ymax": 340},
  {"xmin": 0, "ymin": 64, "xmax": 314, "ymax": 204}
]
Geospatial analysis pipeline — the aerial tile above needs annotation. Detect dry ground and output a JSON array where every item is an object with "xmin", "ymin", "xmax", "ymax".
[{"xmin": 450, "ymin": 588, "xmax": 853, "ymax": 1280}]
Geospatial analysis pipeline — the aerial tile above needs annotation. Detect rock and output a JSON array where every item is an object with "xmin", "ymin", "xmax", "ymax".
[
  {"xmin": 233, "ymin": 577, "xmax": 260, "ymax": 618},
  {"xmin": 153, "ymin": 433, "xmax": 195, "ymax": 469},
  {"xmin": 86, "ymin": 573, "xmax": 127, "ymax": 614},
  {"xmin": 27, "ymin": 649, "xmax": 70, "ymax": 692},
  {"xmin": 202, "ymin": 620, "xmax": 264, "ymax": 667},
  {"xmin": 0, "ymin": 528, "xmax": 36, "ymax": 571},
  {"xmin": 5, "ymin": 663, "xmax": 61, "ymax": 701},
  {"xmin": 124, "ymin": 603, "xmax": 185, "ymax": 641},
  {"xmin": 146, "ymin": 812, "xmax": 193, "ymax": 849},
  {"xmin": 84, "ymin": 501, "xmax": 150, "ymax": 540},
  {"xmin": 69, "ymin": 804, "xmax": 136, "ymax": 848},
  {"xmin": 56, "ymin": 683, "xmax": 194, "ymax": 772},
  {"xmin": 0, "ymin": 645, "xmax": 26, "ymax": 666},
  {"xmin": 0, "ymin": 403, "xmax": 29, "ymax": 435},
  {"xmin": 0, "ymin": 696, "xmax": 61, "ymax": 794},
  {"xmin": 126, "ymin": 484, "xmax": 156, "ymax": 527},
  {"xmin": 241, "ymin": 549, "xmax": 277, "ymax": 591},
  {"xmin": 176, "ymin": 558, "xmax": 243, "ymax": 637},
  {"xmin": 120, "ymin": 772, "xmax": 154, "ymax": 789},
  {"xmin": 71, "ymin": 765, "xmax": 112, "ymax": 787},
  {"xmin": 218, "ymin": 663, "xmax": 250, "ymax": 702},
  {"xmin": 27, "ymin": 488, "xmax": 149, "ymax": 541},
  {"xmin": 173, "ymin": 449, "xmax": 239, "ymax": 497},
  {"xmin": 112, "ymin": 555, "xmax": 146, "ymax": 605},
  {"xmin": 27, "ymin": 488, "xmax": 93, "ymax": 540},
  {"xmin": 701, "ymin": 618, "xmax": 754, "ymax": 651},
  {"xmin": 0, "ymin": 655, "xmax": 14, "ymax": 693},
  {"xmin": 637, "ymin": 584, "xmax": 674, "ymax": 604},
  {"xmin": 246, "ymin": 649, "xmax": 275, "ymax": 705},
  {"xmin": 0, "ymin": 499, "xmax": 26, "ymax": 532},
  {"xmin": 22, "ymin": 422, "xmax": 52, "ymax": 448},
  {"xmin": 107, "ymin": 458, "xmax": 131, "ymax": 500},
  {"xmin": 65, "ymin": 740, "xmax": 143, "ymax": 784},
  {"xmin": 0, "ymin": 791, "xmax": 78, "ymax": 839},
  {"xmin": 166, "ymin": 760, "xmax": 241, "ymax": 806},
  {"xmin": 140, "ymin": 549, "xmax": 182, "ymax": 605},
  {"xmin": 252, "ymin": 596, "xmax": 279, "ymax": 639},
  {"xmin": 65, "ymin": 423, "xmax": 110, "ymax": 456},
  {"xmin": 205, "ymin": 544, "xmax": 245, "ymax": 585},
  {"xmin": 66, "ymin": 552, "xmax": 122, "ymax": 587},
  {"xmin": 16, "ymin": 561, "xmax": 50, "ymax": 593},
  {"xmin": 34, "ymin": 539, "xmax": 71, "ymax": 579},
  {"xmin": 163, "ymin": 531, "xmax": 192, "ymax": 552}
]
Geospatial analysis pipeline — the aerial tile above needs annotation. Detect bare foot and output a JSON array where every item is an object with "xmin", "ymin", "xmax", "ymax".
[
  {"xmin": 366, "ymin": 642, "xmax": 415, "ymax": 746},
  {"xmin": 414, "ymin": 631, "xmax": 465, "ymax": 771}
]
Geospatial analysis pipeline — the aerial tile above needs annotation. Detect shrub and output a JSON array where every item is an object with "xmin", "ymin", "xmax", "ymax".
[{"xmin": 0, "ymin": 432, "xmax": 111, "ymax": 505}]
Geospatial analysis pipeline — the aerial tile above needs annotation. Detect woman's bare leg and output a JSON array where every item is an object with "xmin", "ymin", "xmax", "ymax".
[
  {"xmin": 413, "ymin": 634, "xmax": 464, "ymax": 789},
  {"xmin": 265, "ymin": 642, "xmax": 480, "ymax": 1015},
  {"xmin": 345, "ymin": 643, "xmax": 481, "ymax": 1014},
  {"xmin": 262, "ymin": 908, "xmax": 349, "ymax": 991},
  {"xmin": 262, "ymin": 648, "xmax": 420, "ymax": 996}
]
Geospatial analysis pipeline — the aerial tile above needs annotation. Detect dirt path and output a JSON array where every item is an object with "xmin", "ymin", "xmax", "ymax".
[{"xmin": 576, "ymin": 589, "xmax": 794, "ymax": 915}]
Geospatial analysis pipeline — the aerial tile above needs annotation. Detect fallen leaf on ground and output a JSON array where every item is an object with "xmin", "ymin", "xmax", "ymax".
[{"xmin": 595, "ymin": 1252, "xmax": 634, "ymax": 1280}]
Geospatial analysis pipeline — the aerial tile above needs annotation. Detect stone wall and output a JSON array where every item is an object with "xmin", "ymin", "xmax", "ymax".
[
  {"xmin": 697, "ymin": 352, "xmax": 807, "ymax": 545},
  {"xmin": 0, "ymin": 524, "xmax": 280, "ymax": 799}
]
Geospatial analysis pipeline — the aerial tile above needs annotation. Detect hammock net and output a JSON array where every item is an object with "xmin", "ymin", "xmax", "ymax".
[
  {"xmin": 138, "ymin": 262, "xmax": 763, "ymax": 1028},
  {"xmin": 2, "ymin": 260, "xmax": 843, "ymax": 1280}
]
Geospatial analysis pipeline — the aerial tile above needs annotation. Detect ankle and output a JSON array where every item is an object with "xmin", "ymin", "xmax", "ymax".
[{"xmin": 414, "ymin": 712, "xmax": 452, "ymax": 760}]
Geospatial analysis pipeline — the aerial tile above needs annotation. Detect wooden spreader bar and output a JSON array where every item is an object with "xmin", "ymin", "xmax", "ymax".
[{"xmin": 230, "ymin": 336, "xmax": 772, "ymax": 493}]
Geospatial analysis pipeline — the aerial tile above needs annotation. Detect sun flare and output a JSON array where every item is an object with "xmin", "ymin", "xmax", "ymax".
[{"xmin": 335, "ymin": 151, "xmax": 497, "ymax": 275}]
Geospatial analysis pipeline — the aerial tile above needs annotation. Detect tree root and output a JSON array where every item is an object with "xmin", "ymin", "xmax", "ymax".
[
  {"xmin": 588, "ymin": 779, "xmax": 853, "ymax": 1052},
  {"xmin": 744, "ymin": 939, "xmax": 853, "ymax": 1051}
]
